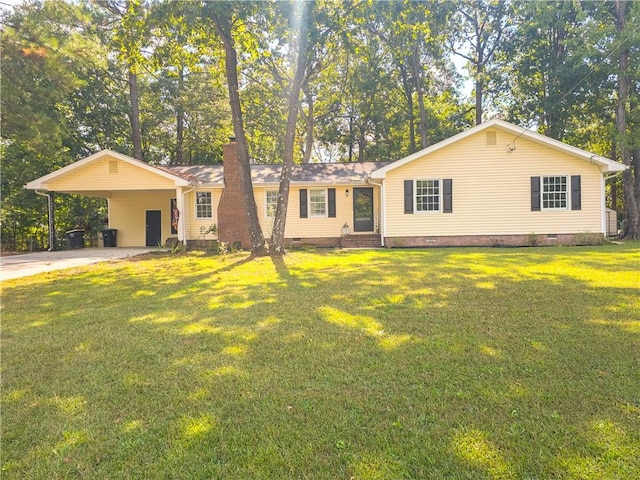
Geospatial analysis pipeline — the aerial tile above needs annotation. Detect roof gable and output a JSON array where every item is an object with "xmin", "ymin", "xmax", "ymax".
[
  {"xmin": 26, "ymin": 149, "xmax": 190, "ymax": 190},
  {"xmin": 370, "ymin": 119, "xmax": 626, "ymax": 178}
]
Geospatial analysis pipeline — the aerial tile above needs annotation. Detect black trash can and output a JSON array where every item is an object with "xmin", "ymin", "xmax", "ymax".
[
  {"xmin": 66, "ymin": 229, "xmax": 85, "ymax": 249},
  {"xmin": 101, "ymin": 229, "xmax": 118, "ymax": 247}
]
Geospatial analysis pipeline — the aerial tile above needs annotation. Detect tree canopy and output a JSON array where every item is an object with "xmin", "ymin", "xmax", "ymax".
[{"xmin": 2, "ymin": 0, "xmax": 639, "ymax": 250}]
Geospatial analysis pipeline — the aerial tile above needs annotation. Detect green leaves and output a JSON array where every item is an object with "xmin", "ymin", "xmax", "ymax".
[{"xmin": 3, "ymin": 0, "xmax": 638, "ymax": 249}]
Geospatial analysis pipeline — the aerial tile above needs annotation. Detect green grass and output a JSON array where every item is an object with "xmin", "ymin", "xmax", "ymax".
[{"xmin": 2, "ymin": 243, "xmax": 639, "ymax": 479}]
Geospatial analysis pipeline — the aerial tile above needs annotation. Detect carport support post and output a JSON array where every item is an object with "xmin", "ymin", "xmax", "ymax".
[
  {"xmin": 48, "ymin": 191, "xmax": 56, "ymax": 251},
  {"xmin": 35, "ymin": 190, "xmax": 56, "ymax": 251}
]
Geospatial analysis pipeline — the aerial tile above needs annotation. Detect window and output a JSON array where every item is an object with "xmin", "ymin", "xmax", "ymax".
[
  {"xmin": 542, "ymin": 176, "xmax": 567, "ymax": 210},
  {"xmin": 309, "ymin": 189, "xmax": 326, "ymax": 217},
  {"xmin": 266, "ymin": 190, "xmax": 278, "ymax": 218},
  {"xmin": 196, "ymin": 191, "xmax": 213, "ymax": 218},
  {"xmin": 416, "ymin": 180, "xmax": 440, "ymax": 212}
]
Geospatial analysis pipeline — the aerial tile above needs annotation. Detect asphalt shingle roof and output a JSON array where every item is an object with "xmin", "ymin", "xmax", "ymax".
[{"xmin": 164, "ymin": 162, "xmax": 388, "ymax": 186}]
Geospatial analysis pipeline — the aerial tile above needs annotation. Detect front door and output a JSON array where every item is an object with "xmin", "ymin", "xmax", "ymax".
[
  {"xmin": 145, "ymin": 210, "xmax": 162, "ymax": 246},
  {"xmin": 353, "ymin": 187, "xmax": 374, "ymax": 232}
]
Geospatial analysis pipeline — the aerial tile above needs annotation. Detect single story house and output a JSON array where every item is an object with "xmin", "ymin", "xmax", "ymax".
[{"xmin": 26, "ymin": 119, "xmax": 626, "ymax": 248}]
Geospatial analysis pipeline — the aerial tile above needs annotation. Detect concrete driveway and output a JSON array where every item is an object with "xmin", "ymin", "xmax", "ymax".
[{"xmin": 0, "ymin": 248, "xmax": 154, "ymax": 281}]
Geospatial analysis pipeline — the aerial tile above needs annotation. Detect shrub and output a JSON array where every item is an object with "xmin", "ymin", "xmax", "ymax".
[{"xmin": 527, "ymin": 232, "xmax": 541, "ymax": 246}]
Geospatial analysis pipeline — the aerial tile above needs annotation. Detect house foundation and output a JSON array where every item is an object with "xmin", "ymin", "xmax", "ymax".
[{"xmin": 383, "ymin": 233, "xmax": 604, "ymax": 248}]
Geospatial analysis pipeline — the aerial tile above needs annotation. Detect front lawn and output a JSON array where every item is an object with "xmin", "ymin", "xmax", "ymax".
[{"xmin": 2, "ymin": 244, "xmax": 639, "ymax": 479}]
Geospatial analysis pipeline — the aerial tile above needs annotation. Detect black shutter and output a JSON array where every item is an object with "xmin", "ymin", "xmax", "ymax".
[
  {"xmin": 571, "ymin": 175, "xmax": 581, "ymax": 210},
  {"xmin": 443, "ymin": 179, "xmax": 453, "ymax": 213},
  {"xmin": 404, "ymin": 180, "xmax": 413, "ymax": 214},
  {"xmin": 299, "ymin": 189, "xmax": 308, "ymax": 218},
  {"xmin": 531, "ymin": 177, "xmax": 541, "ymax": 211},
  {"xmin": 328, "ymin": 188, "xmax": 336, "ymax": 217}
]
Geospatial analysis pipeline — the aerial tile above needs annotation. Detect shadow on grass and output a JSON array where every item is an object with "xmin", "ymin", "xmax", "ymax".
[{"xmin": 1, "ymin": 246, "xmax": 639, "ymax": 479}]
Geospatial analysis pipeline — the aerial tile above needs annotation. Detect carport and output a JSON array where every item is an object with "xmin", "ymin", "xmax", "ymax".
[{"xmin": 25, "ymin": 150, "xmax": 193, "ymax": 248}]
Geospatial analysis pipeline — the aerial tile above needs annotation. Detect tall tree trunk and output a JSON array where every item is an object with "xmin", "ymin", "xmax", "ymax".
[
  {"xmin": 475, "ymin": 44, "xmax": 484, "ymax": 125},
  {"xmin": 212, "ymin": 14, "xmax": 266, "ymax": 254},
  {"xmin": 271, "ymin": 1, "xmax": 312, "ymax": 253},
  {"xmin": 348, "ymin": 107, "xmax": 355, "ymax": 163},
  {"xmin": 175, "ymin": 65, "xmax": 185, "ymax": 165},
  {"xmin": 615, "ymin": 0, "xmax": 639, "ymax": 239},
  {"xmin": 357, "ymin": 126, "xmax": 366, "ymax": 162},
  {"xmin": 301, "ymin": 85, "xmax": 313, "ymax": 164},
  {"xmin": 412, "ymin": 44, "xmax": 428, "ymax": 148},
  {"xmin": 546, "ymin": 23, "xmax": 568, "ymax": 141},
  {"xmin": 400, "ymin": 63, "xmax": 416, "ymax": 153},
  {"xmin": 634, "ymin": 145, "xmax": 640, "ymax": 211},
  {"xmin": 128, "ymin": 69, "xmax": 144, "ymax": 161}
]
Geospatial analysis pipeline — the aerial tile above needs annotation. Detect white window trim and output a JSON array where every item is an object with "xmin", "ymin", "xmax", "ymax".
[
  {"xmin": 415, "ymin": 179, "xmax": 442, "ymax": 214},
  {"xmin": 265, "ymin": 189, "xmax": 278, "ymax": 219},
  {"xmin": 541, "ymin": 175, "xmax": 569, "ymax": 211},
  {"xmin": 195, "ymin": 190, "xmax": 213, "ymax": 219},
  {"xmin": 309, "ymin": 188, "xmax": 328, "ymax": 218}
]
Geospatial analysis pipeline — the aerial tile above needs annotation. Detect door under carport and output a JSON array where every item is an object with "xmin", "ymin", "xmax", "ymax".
[{"xmin": 145, "ymin": 210, "xmax": 162, "ymax": 246}]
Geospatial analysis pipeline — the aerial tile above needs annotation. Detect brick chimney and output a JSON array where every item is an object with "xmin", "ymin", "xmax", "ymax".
[{"xmin": 217, "ymin": 138, "xmax": 251, "ymax": 249}]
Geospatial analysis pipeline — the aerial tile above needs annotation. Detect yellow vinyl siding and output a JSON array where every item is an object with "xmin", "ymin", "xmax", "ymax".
[
  {"xmin": 44, "ymin": 156, "xmax": 176, "ymax": 191},
  {"xmin": 183, "ymin": 189, "xmax": 222, "ymax": 240},
  {"xmin": 254, "ymin": 187, "xmax": 277, "ymax": 237},
  {"xmin": 165, "ymin": 186, "xmax": 377, "ymax": 242},
  {"xmin": 112, "ymin": 188, "xmax": 223, "ymax": 245},
  {"xmin": 254, "ymin": 185, "xmax": 380, "ymax": 238},
  {"xmin": 109, "ymin": 191, "xmax": 175, "ymax": 247},
  {"xmin": 384, "ymin": 128, "xmax": 604, "ymax": 237}
]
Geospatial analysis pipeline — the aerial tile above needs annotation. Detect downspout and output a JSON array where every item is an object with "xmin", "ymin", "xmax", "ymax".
[
  {"xmin": 35, "ymin": 189, "xmax": 56, "ymax": 251},
  {"xmin": 367, "ymin": 177, "xmax": 385, "ymax": 247},
  {"xmin": 601, "ymin": 175, "xmax": 606, "ymax": 235},
  {"xmin": 602, "ymin": 169, "xmax": 626, "ymax": 236},
  {"xmin": 180, "ymin": 185, "xmax": 196, "ymax": 245},
  {"xmin": 603, "ymin": 170, "xmax": 625, "ymax": 180}
]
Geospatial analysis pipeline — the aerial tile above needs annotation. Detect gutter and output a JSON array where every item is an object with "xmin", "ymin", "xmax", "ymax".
[{"xmin": 601, "ymin": 168, "xmax": 626, "ymax": 235}]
